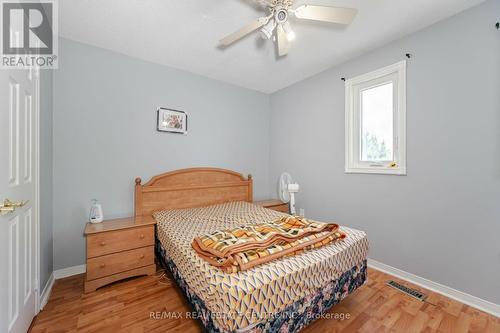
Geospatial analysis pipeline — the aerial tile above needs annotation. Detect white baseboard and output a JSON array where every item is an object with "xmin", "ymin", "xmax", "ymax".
[
  {"xmin": 368, "ymin": 258, "xmax": 500, "ymax": 318},
  {"xmin": 39, "ymin": 273, "xmax": 55, "ymax": 310},
  {"xmin": 53, "ymin": 264, "xmax": 86, "ymax": 280}
]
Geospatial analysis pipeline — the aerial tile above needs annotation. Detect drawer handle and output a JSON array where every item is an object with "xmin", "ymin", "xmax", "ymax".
[
  {"xmin": 140, "ymin": 254, "xmax": 145, "ymax": 259},
  {"xmin": 100, "ymin": 241, "xmax": 106, "ymax": 246},
  {"xmin": 100, "ymin": 264, "xmax": 105, "ymax": 268},
  {"xmin": 139, "ymin": 234, "xmax": 144, "ymax": 239}
]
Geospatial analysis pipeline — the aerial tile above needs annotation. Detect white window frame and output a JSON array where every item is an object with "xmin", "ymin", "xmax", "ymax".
[{"xmin": 345, "ymin": 61, "xmax": 407, "ymax": 175}]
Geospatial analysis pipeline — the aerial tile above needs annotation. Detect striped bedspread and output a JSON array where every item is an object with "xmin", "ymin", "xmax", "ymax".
[{"xmin": 192, "ymin": 216, "xmax": 346, "ymax": 273}]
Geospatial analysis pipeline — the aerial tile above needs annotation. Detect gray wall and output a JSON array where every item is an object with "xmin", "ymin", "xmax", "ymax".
[
  {"xmin": 39, "ymin": 69, "xmax": 53, "ymax": 288},
  {"xmin": 269, "ymin": 0, "xmax": 500, "ymax": 304},
  {"xmin": 52, "ymin": 38, "xmax": 271, "ymax": 269}
]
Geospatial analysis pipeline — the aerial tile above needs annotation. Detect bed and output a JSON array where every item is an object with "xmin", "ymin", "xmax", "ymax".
[{"xmin": 134, "ymin": 168, "xmax": 369, "ymax": 333}]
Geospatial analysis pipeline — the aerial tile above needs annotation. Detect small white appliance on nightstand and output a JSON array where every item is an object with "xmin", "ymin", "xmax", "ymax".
[{"xmin": 89, "ymin": 199, "xmax": 104, "ymax": 223}]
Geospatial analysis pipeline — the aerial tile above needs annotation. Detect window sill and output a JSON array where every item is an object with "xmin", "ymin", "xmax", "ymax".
[{"xmin": 345, "ymin": 167, "xmax": 407, "ymax": 175}]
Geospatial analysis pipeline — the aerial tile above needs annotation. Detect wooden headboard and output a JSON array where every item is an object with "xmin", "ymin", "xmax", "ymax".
[{"xmin": 134, "ymin": 167, "xmax": 253, "ymax": 217}]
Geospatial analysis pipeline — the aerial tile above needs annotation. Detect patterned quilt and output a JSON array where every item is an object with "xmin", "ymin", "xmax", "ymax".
[
  {"xmin": 154, "ymin": 201, "xmax": 369, "ymax": 332},
  {"xmin": 192, "ymin": 215, "xmax": 346, "ymax": 273}
]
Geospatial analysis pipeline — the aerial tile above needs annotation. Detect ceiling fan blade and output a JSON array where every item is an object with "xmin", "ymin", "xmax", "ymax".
[
  {"xmin": 250, "ymin": 0, "xmax": 273, "ymax": 7},
  {"xmin": 277, "ymin": 24, "xmax": 290, "ymax": 57},
  {"xmin": 293, "ymin": 5, "xmax": 358, "ymax": 24},
  {"xmin": 219, "ymin": 17, "xmax": 268, "ymax": 46}
]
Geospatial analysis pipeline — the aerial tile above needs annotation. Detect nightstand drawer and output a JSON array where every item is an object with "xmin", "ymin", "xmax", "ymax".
[
  {"xmin": 86, "ymin": 246, "xmax": 154, "ymax": 280},
  {"xmin": 86, "ymin": 225, "xmax": 154, "ymax": 258}
]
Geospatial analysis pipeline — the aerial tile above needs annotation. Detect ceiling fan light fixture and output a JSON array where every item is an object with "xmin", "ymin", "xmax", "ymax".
[{"xmin": 260, "ymin": 19, "xmax": 276, "ymax": 40}]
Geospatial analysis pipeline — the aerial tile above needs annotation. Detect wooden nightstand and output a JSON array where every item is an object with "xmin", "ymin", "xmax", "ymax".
[
  {"xmin": 84, "ymin": 216, "xmax": 156, "ymax": 293},
  {"xmin": 254, "ymin": 199, "xmax": 289, "ymax": 213}
]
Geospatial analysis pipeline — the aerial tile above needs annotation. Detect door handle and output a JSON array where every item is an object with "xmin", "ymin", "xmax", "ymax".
[{"xmin": 0, "ymin": 199, "xmax": 28, "ymax": 215}]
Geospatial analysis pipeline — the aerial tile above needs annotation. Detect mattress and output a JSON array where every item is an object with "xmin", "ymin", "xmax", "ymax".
[{"xmin": 154, "ymin": 201, "xmax": 369, "ymax": 332}]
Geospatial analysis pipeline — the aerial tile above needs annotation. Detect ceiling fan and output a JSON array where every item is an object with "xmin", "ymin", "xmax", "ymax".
[{"xmin": 219, "ymin": 0, "xmax": 358, "ymax": 57}]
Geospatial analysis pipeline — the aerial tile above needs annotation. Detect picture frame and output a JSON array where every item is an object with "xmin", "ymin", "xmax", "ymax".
[{"xmin": 157, "ymin": 107, "xmax": 188, "ymax": 134}]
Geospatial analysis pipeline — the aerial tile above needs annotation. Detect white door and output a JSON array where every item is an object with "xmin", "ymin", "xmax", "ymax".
[{"xmin": 0, "ymin": 66, "xmax": 39, "ymax": 333}]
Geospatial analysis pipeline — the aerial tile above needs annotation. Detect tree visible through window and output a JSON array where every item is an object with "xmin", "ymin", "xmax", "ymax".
[{"xmin": 362, "ymin": 133, "xmax": 392, "ymax": 161}]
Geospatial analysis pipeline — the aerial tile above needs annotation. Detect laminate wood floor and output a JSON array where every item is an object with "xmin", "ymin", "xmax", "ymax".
[{"xmin": 30, "ymin": 268, "xmax": 499, "ymax": 333}]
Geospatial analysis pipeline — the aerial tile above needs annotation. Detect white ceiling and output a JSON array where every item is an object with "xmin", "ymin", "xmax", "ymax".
[{"xmin": 59, "ymin": 0, "xmax": 485, "ymax": 93}]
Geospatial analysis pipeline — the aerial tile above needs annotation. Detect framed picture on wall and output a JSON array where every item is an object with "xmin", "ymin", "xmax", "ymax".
[{"xmin": 157, "ymin": 107, "xmax": 188, "ymax": 134}]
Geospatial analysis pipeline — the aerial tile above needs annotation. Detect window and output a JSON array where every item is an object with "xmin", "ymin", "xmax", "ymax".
[{"xmin": 345, "ymin": 61, "xmax": 406, "ymax": 175}]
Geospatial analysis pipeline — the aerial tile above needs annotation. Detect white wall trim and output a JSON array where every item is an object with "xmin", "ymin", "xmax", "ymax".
[
  {"xmin": 368, "ymin": 258, "xmax": 500, "ymax": 318},
  {"xmin": 53, "ymin": 264, "xmax": 86, "ymax": 280},
  {"xmin": 39, "ymin": 273, "xmax": 55, "ymax": 310},
  {"xmin": 34, "ymin": 67, "xmax": 42, "ymax": 314}
]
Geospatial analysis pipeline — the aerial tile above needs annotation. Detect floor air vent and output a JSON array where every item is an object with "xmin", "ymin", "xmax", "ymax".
[{"xmin": 386, "ymin": 280, "xmax": 427, "ymax": 301}]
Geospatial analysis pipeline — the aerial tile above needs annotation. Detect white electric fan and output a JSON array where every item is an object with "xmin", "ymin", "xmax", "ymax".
[{"xmin": 278, "ymin": 172, "xmax": 300, "ymax": 215}]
